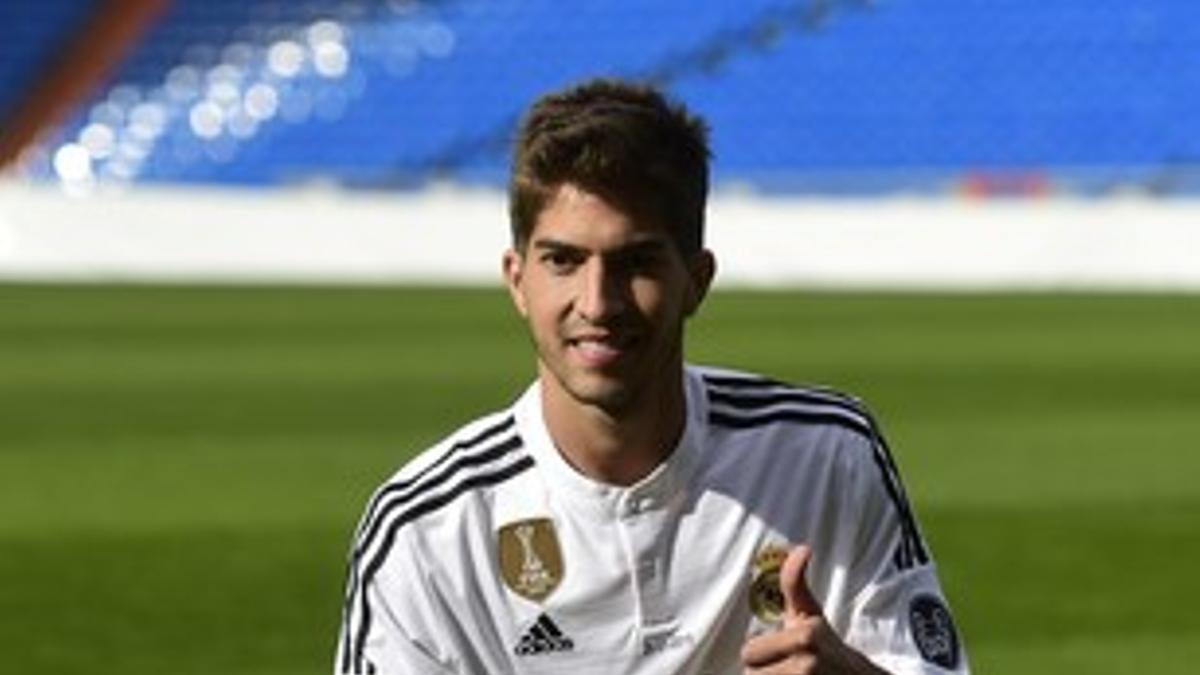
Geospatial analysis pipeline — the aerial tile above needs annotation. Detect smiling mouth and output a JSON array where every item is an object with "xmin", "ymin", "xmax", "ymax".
[{"xmin": 566, "ymin": 334, "xmax": 635, "ymax": 367}]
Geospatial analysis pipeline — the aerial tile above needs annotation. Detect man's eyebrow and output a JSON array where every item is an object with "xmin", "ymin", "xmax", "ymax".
[
  {"xmin": 530, "ymin": 238, "xmax": 583, "ymax": 252},
  {"xmin": 618, "ymin": 239, "xmax": 670, "ymax": 254},
  {"xmin": 530, "ymin": 237, "xmax": 670, "ymax": 254}
]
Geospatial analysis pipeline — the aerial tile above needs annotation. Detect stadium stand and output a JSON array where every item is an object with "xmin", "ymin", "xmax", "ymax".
[
  {"xmin": 0, "ymin": 2, "xmax": 95, "ymax": 122},
  {"xmin": 4, "ymin": 0, "xmax": 1199, "ymax": 195}
]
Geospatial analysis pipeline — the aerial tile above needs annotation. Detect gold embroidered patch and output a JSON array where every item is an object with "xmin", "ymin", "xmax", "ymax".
[
  {"xmin": 497, "ymin": 518, "xmax": 564, "ymax": 603},
  {"xmin": 748, "ymin": 544, "xmax": 789, "ymax": 624}
]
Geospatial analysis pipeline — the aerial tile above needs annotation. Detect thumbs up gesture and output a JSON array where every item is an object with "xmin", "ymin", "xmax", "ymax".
[
  {"xmin": 741, "ymin": 546, "xmax": 891, "ymax": 675},
  {"xmin": 780, "ymin": 544, "xmax": 823, "ymax": 619}
]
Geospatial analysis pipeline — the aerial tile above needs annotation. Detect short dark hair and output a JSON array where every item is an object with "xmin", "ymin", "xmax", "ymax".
[{"xmin": 508, "ymin": 78, "xmax": 711, "ymax": 256}]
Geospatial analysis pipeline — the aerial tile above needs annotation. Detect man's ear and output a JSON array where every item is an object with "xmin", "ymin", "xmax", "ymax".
[
  {"xmin": 684, "ymin": 249, "xmax": 716, "ymax": 317},
  {"xmin": 502, "ymin": 248, "xmax": 528, "ymax": 317}
]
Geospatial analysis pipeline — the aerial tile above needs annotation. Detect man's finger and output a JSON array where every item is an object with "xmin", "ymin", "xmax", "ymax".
[{"xmin": 781, "ymin": 545, "xmax": 823, "ymax": 619}]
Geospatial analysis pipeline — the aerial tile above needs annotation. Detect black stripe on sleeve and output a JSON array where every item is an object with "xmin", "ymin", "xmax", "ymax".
[
  {"xmin": 340, "ymin": 433, "xmax": 526, "ymax": 672},
  {"xmin": 354, "ymin": 433, "xmax": 522, "ymax": 558},
  {"xmin": 703, "ymin": 373, "xmax": 870, "ymax": 417},
  {"xmin": 354, "ymin": 415, "xmax": 516, "ymax": 542},
  {"xmin": 708, "ymin": 407, "xmax": 873, "ymax": 439},
  {"xmin": 703, "ymin": 372, "xmax": 930, "ymax": 569},
  {"xmin": 338, "ymin": 417, "xmax": 525, "ymax": 674},
  {"xmin": 347, "ymin": 454, "xmax": 534, "ymax": 674}
]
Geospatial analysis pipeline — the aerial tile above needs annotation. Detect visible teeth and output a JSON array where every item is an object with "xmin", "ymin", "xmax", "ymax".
[
  {"xmin": 578, "ymin": 339, "xmax": 617, "ymax": 352},
  {"xmin": 573, "ymin": 337, "xmax": 623, "ymax": 360}
]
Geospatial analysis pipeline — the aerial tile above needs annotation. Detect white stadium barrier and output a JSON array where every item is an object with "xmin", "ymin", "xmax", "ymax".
[{"xmin": 1, "ymin": 180, "xmax": 1197, "ymax": 290}]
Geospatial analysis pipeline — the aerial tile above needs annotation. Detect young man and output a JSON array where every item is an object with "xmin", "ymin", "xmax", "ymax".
[{"xmin": 335, "ymin": 79, "xmax": 968, "ymax": 674}]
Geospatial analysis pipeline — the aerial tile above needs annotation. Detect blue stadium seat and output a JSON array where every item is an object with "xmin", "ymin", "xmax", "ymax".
[
  {"xmin": 12, "ymin": 0, "xmax": 1200, "ymax": 195},
  {"xmin": 0, "ymin": 0, "xmax": 95, "ymax": 120}
]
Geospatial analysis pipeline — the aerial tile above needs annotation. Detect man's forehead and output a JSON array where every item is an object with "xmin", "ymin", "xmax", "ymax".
[{"xmin": 528, "ymin": 183, "xmax": 675, "ymax": 251}]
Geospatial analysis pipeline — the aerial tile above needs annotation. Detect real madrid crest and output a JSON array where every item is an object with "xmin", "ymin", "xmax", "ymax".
[
  {"xmin": 497, "ymin": 517, "xmax": 564, "ymax": 603},
  {"xmin": 748, "ymin": 543, "xmax": 790, "ymax": 624}
]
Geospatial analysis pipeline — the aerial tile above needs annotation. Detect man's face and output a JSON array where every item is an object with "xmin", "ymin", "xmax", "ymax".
[{"xmin": 503, "ymin": 183, "xmax": 714, "ymax": 415}]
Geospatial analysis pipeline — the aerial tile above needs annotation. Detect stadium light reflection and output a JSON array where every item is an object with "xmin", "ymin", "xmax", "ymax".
[
  {"xmin": 245, "ymin": 84, "xmax": 280, "ymax": 121},
  {"xmin": 189, "ymin": 101, "xmax": 225, "ymax": 139},
  {"xmin": 79, "ymin": 123, "xmax": 116, "ymax": 159},
  {"xmin": 267, "ymin": 40, "xmax": 306, "ymax": 78},
  {"xmin": 314, "ymin": 41, "xmax": 350, "ymax": 77},
  {"xmin": 30, "ymin": 7, "xmax": 406, "ymax": 187}
]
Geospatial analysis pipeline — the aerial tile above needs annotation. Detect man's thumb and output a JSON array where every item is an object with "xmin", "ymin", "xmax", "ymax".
[{"xmin": 781, "ymin": 545, "xmax": 822, "ymax": 618}]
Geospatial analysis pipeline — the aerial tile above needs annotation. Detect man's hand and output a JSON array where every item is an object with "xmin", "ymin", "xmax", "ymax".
[{"xmin": 741, "ymin": 545, "xmax": 890, "ymax": 674}]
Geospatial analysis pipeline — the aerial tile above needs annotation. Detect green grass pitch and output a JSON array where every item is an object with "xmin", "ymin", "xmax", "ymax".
[{"xmin": 2, "ymin": 284, "xmax": 1198, "ymax": 674}]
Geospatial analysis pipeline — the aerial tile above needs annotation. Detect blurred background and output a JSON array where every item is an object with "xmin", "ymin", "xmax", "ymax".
[{"xmin": 1, "ymin": 1, "xmax": 1198, "ymax": 674}]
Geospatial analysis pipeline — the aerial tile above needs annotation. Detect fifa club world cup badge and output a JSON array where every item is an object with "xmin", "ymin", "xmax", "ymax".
[
  {"xmin": 498, "ymin": 518, "xmax": 564, "ymax": 603},
  {"xmin": 748, "ymin": 543, "xmax": 790, "ymax": 624}
]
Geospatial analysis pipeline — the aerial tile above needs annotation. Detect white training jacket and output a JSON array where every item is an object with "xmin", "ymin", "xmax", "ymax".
[{"xmin": 336, "ymin": 365, "xmax": 969, "ymax": 675}]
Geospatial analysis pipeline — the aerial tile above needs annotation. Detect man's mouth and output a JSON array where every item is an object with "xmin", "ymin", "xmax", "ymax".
[{"xmin": 566, "ymin": 334, "xmax": 634, "ymax": 367}]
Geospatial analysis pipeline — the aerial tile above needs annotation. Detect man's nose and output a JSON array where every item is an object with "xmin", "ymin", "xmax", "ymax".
[{"xmin": 577, "ymin": 258, "xmax": 627, "ymax": 322}]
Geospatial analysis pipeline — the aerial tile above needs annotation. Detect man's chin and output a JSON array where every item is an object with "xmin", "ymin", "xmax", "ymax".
[{"xmin": 564, "ymin": 374, "xmax": 639, "ymax": 412}]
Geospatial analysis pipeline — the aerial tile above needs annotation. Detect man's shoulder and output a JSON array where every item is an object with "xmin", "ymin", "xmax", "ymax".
[
  {"xmin": 387, "ymin": 407, "xmax": 526, "ymax": 486},
  {"xmin": 687, "ymin": 363, "xmax": 880, "ymax": 443},
  {"xmin": 352, "ymin": 402, "xmax": 535, "ymax": 547}
]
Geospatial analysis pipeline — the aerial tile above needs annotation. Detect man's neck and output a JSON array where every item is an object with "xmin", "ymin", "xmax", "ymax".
[{"xmin": 540, "ymin": 375, "xmax": 687, "ymax": 487}]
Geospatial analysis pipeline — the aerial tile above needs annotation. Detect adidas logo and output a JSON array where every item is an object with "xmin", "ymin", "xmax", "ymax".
[{"xmin": 514, "ymin": 613, "xmax": 575, "ymax": 656}]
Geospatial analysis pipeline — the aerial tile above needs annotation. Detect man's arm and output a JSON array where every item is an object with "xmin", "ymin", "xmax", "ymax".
[
  {"xmin": 334, "ymin": 575, "xmax": 459, "ymax": 675},
  {"xmin": 742, "ymin": 422, "xmax": 968, "ymax": 675}
]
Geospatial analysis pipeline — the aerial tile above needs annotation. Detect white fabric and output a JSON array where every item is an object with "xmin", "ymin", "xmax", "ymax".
[{"xmin": 335, "ymin": 365, "xmax": 969, "ymax": 674}]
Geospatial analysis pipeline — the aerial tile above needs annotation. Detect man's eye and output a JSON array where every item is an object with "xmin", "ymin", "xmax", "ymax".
[
  {"xmin": 542, "ymin": 252, "xmax": 578, "ymax": 272},
  {"xmin": 630, "ymin": 251, "xmax": 661, "ymax": 270},
  {"xmin": 620, "ymin": 250, "xmax": 663, "ymax": 276}
]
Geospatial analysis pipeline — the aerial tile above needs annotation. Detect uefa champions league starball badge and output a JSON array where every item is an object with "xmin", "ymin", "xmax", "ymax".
[
  {"xmin": 748, "ymin": 543, "xmax": 790, "ymax": 624},
  {"xmin": 498, "ymin": 518, "xmax": 564, "ymax": 603}
]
